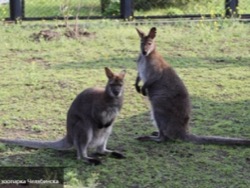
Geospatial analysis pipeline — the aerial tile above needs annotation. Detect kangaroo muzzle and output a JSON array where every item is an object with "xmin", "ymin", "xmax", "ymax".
[
  {"xmin": 112, "ymin": 89, "xmax": 120, "ymax": 96},
  {"xmin": 142, "ymin": 45, "xmax": 152, "ymax": 56},
  {"xmin": 110, "ymin": 86, "xmax": 122, "ymax": 97}
]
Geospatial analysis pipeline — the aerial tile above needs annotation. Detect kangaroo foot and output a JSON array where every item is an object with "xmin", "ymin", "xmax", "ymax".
[
  {"xmin": 136, "ymin": 135, "xmax": 164, "ymax": 143},
  {"xmin": 110, "ymin": 151, "xmax": 126, "ymax": 159},
  {"xmin": 86, "ymin": 158, "xmax": 102, "ymax": 165},
  {"xmin": 136, "ymin": 135, "xmax": 152, "ymax": 141},
  {"xmin": 151, "ymin": 131, "xmax": 159, "ymax": 136},
  {"xmin": 91, "ymin": 152, "xmax": 107, "ymax": 157}
]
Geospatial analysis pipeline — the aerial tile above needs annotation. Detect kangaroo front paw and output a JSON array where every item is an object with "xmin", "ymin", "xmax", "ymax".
[
  {"xmin": 111, "ymin": 151, "xmax": 126, "ymax": 159},
  {"xmin": 141, "ymin": 87, "xmax": 147, "ymax": 96},
  {"xmin": 134, "ymin": 84, "xmax": 141, "ymax": 93}
]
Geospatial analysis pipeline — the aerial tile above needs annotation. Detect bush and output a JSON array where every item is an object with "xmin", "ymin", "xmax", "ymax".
[
  {"xmin": 103, "ymin": 0, "xmax": 120, "ymax": 16},
  {"xmin": 134, "ymin": 0, "xmax": 204, "ymax": 11}
]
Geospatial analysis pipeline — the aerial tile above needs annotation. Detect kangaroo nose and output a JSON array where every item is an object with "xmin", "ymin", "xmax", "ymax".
[
  {"xmin": 142, "ymin": 51, "xmax": 147, "ymax": 55},
  {"xmin": 112, "ymin": 90, "xmax": 120, "ymax": 96}
]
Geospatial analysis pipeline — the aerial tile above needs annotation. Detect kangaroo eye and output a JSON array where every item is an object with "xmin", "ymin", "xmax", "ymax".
[{"xmin": 111, "ymin": 83, "xmax": 122, "ymax": 86}]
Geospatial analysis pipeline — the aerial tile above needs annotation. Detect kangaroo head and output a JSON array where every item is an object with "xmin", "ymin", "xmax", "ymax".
[
  {"xmin": 136, "ymin": 27, "xmax": 157, "ymax": 56},
  {"xmin": 105, "ymin": 67, "xmax": 126, "ymax": 97}
]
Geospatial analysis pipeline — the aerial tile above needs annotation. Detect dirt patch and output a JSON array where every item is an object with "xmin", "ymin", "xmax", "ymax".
[
  {"xmin": 64, "ymin": 27, "xmax": 96, "ymax": 39},
  {"xmin": 1, "ymin": 128, "xmax": 39, "ymax": 139},
  {"xmin": 30, "ymin": 29, "xmax": 61, "ymax": 42},
  {"xmin": 26, "ymin": 57, "xmax": 51, "ymax": 69},
  {"xmin": 57, "ymin": 80, "xmax": 77, "ymax": 89},
  {"xmin": 30, "ymin": 27, "xmax": 95, "ymax": 42},
  {"xmin": 1, "ymin": 119, "xmax": 47, "ymax": 137}
]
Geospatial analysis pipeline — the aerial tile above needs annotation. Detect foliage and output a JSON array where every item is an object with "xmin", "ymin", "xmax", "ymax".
[
  {"xmin": 134, "ymin": 0, "xmax": 199, "ymax": 10},
  {"xmin": 64, "ymin": 170, "xmax": 99, "ymax": 187},
  {"xmin": 0, "ymin": 3, "xmax": 8, "ymax": 21},
  {"xmin": 103, "ymin": 0, "xmax": 120, "ymax": 16},
  {"xmin": 100, "ymin": 0, "xmax": 111, "ymax": 13}
]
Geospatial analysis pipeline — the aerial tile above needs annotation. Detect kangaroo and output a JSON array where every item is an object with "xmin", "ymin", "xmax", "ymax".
[
  {"xmin": 0, "ymin": 67, "xmax": 126, "ymax": 165},
  {"xmin": 134, "ymin": 27, "xmax": 250, "ymax": 146}
]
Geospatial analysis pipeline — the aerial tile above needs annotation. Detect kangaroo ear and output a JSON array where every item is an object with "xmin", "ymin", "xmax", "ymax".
[
  {"xmin": 136, "ymin": 28, "xmax": 145, "ymax": 38},
  {"xmin": 119, "ymin": 69, "xmax": 126, "ymax": 79},
  {"xmin": 105, "ymin": 67, "xmax": 114, "ymax": 79},
  {"xmin": 148, "ymin": 27, "xmax": 156, "ymax": 39}
]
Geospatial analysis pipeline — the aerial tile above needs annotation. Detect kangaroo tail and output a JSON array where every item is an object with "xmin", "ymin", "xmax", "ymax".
[
  {"xmin": 0, "ymin": 136, "xmax": 73, "ymax": 150},
  {"xmin": 183, "ymin": 134, "xmax": 250, "ymax": 146}
]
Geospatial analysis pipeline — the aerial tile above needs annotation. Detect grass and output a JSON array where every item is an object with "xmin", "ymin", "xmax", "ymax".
[
  {"xmin": 0, "ymin": 19, "xmax": 250, "ymax": 187},
  {"xmin": 24, "ymin": 0, "xmax": 102, "ymax": 17},
  {"xmin": 0, "ymin": 0, "xmax": 102, "ymax": 19}
]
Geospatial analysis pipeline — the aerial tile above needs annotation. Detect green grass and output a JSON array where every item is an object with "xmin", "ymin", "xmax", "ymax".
[
  {"xmin": 0, "ymin": 20, "xmax": 250, "ymax": 187},
  {"xmin": 0, "ymin": 0, "xmax": 102, "ymax": 19},
  {"xmin": 24, "ymin": 0, "xmax": 102, "ymax": 17}
]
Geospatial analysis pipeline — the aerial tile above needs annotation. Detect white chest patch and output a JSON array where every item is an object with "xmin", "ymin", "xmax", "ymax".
[
  {"xmin": 137, "ymin": 55, "xmax": 147, "ymax": 82},
  {"xmin": 89, "ymin": 107, "xmax": 119, "ymax": 148},
  {"xmin": 101, "ymin": 107, "xmax": 119, "ymax": 125}
]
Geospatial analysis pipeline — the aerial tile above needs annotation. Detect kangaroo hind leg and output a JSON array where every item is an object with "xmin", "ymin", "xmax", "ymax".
[
  {"xmin": 74, "ymin": 121, "xmax": 101, "ymax": 165},
  {"xmin": 136, "ymin": 113, "xmax": 169, "ymax": 143},
  {"xmin": 136, "ymin": 132, "xmax": 165, "ymax": 142},
  {"xmin": 136, "ymin": 129, "xmax": 166, "ymax": 142},
  {"xmin": 95, "ymin": 131, "xmax": 126, "ymax": 159}
]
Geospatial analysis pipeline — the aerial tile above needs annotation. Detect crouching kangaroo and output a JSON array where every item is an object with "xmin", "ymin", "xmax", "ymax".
[
  {"xmin": 0, "ymin": 67, "xmax": 126, "ymax": 165},
  {"xmin": 134, "ymin": 27, "xmax": 250, "ymax": 146}
]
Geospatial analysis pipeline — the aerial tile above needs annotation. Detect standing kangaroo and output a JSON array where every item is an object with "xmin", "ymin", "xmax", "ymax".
[
  {"xmin": 0, "ymin": 67, "xmax": 126, "ymax": 165},
  {"xmin": 135, "ymin": 27, "xmax": 250, "ymax": 146}
]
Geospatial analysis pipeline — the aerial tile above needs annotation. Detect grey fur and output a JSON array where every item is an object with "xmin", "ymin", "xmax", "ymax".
[
  {"xmin": 0, "ymin": 67, "xmax": 126, "ymax": 164},
  {"xmin": 135, "ymin": 27, "xmax": 250, "ymax": 146}
]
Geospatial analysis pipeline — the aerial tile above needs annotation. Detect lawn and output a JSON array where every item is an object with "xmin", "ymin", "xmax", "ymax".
[
  {"xmin": 0, "ymin": 19, "xmax": 250, "ymax": 187},
  {"xmin": 0, "ymin": 0, "xmax": 102, "ymax": 19}
]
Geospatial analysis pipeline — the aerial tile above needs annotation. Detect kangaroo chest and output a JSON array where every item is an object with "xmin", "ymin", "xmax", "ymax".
[
  {"xmin": 137, "ymin": 55, "xmax": 148, "ymax": 82},
  {"xmin": 100, "ymin": 106, "xmax": 119, "ymax": 128}
]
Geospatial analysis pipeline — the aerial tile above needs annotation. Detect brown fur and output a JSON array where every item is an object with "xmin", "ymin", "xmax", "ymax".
[
  {"xmin": 0, "ymin": 67, "xmax": 126, "ymax": 165},
  {"xmin": 135, "ymin": 27, "xmax": 250, "ymax": 146}
]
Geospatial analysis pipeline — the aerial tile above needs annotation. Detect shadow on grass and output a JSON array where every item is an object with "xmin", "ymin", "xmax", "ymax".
[
  {"xmin": 0, "ymin": 96, "xmax": 249, "ymax": 166},
  {"xmin": 51, "ymin": 55, "xmax": 250, "ymax": 71},
  {"xmin": 116, "ymin": 96, "xmax": 250, "ymax": 145},
  {"xmin": 52, "ymin": 57, "xmax": 137, "ymax": 70},
  {"xmin": 165, "ymin": 56, "xmax": 250, "ymax": 68}
]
